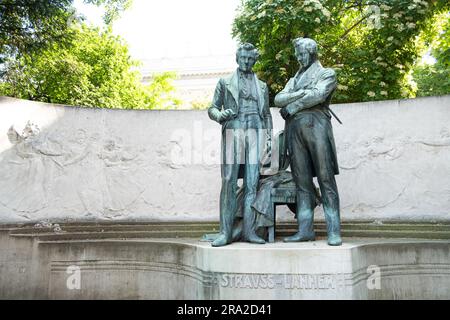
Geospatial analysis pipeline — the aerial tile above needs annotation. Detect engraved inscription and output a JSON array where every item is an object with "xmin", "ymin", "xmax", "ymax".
[{"xmin": 218, "ymin": 273, "xmax": 347, "ymax": 290}]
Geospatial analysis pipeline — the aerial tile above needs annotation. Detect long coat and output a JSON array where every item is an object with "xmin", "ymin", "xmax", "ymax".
[
  {"xmin": 278, "ymin": 61, "xmax": 339, "ymax": 176},
  {"xmin": 208, "ymin": 70, "xmax": 272, "ymax": 130},
  {"xmin": 208, "ymin": 70, "xmax": 273, "ymax": 176}
]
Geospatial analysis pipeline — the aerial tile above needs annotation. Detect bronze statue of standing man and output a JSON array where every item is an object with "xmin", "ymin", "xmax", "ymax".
[
  {"xmin": 208, "ymin": 43, "xmax": 272, "ymax": 247},
  {"xmin": 275, "ymin": 37, "xmax": 342, "ymax": 246}
]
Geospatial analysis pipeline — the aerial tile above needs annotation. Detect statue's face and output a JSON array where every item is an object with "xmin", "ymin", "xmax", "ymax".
[
  {"xmin": 295, "ymin": 46, "xmax": 313, "ymax": 69},
  {"xmin": 237, "ymin": 50, "xmax": 256, "ymax": 73}
]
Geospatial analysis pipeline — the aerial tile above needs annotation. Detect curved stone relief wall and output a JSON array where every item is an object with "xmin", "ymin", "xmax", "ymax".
[
  {"xmin": 0, "ymin": 95, "xmax": 449, "ymax": 223},
  {"xmin": 331, "ymin": 96, "xmax": 450, "ymax": 221}
]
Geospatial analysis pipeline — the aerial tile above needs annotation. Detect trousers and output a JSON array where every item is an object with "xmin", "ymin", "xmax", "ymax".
[
  {"xmin": 286, "ymin": 112, "xmax": 341, "ymax": 237},
  {"xmin": 219, "ymin": 112, "xmax": 265, "ymax": 241}
]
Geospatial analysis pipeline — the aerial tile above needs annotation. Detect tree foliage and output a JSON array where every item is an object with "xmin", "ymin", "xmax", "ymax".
[
  {"xmin": 1, "ymin": 0, "xmax": 72, "ymax": 68},
  {"xmin": 232, "ymin": 0, "xmax": 450, "ymax": 103},
  {"xmin": 144, "ymin": 71, "xmax": 182, "ymax": 110},
  {"xmin": 0, "ymin": 0, "xmax": 131, "ymax": 61},
  {"xmin": 0, "ymin": 0, "xmax": 181, "ymax": 109},
  {"xmin": 86, "ymin": 0, "xmax": 132, "ymax": 25},
  {"xmin": 0, "ymin": 24, "xmax": 180, "ymax": 109},
  {"xmin": 413, "ymin": 12, "xmax": 450, "ymax": 97}
]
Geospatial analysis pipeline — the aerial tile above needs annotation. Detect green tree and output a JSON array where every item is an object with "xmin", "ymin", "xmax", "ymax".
[
  {"xmin": 86, "ymin": 0, "xmax": 132, "ymax": 25},
  {"xmin": 1, "ymin": 0, "xmax": 73, "ymax": 63},
  {"xmin": 0, "ymin": 0, "xmax": 131, "ymax": 61},
  {"xmin": 0, "ymin": 24, "xmax": 180, "ymax": 109},
  {"xmin": 144, "ymin": 72, "xmax": 182, "ymax": 110},
  {"xmin": 232, "ymin": 0, "xmax": 450, "ymax": 103},
  {"xmin": 1, "ymin": 1, "xmax": 181, "ymax": 109},
  {"xmin": 413, "ymin": 13, "xmax": 450, "ymax": 97}
]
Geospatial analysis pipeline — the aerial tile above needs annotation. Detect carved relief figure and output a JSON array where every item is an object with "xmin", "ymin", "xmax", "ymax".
[
  {"xmin": 53, "ymin": 130, "xmax": 104, "ymax": 214},
  {"xmin": 98, "ymin": 138, "xmax": 144, "ymax": 214},
  {"xmin": 0, "ymin": 122, "xmax": 63, "ymax": 214}
]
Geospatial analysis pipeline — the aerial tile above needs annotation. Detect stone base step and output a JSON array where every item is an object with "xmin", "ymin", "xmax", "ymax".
[{"xmin": 2, "ymin": 220, "xmax": 449, "ymax": 241}]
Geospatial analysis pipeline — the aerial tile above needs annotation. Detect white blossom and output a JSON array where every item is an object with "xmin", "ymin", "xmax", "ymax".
[
  {"xmin": 312, "ymin": 0, "xmax": 323, "ymax": 9},
  {"xmin": 322, "ymin": 8, "xmax": 331, "ymax": 18},
  {"xmin": 367, "ymin": 91, "xmax": 376, "ymax": 97},
  {"xmin": 380, "ymin": 91, "xmax": 388, "ymax": 96}
]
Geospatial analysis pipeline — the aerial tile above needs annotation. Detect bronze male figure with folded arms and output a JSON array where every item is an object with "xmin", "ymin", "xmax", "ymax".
[{"xmin": 275, "ymin": 37, "xmax": 342, "ymax": 246}]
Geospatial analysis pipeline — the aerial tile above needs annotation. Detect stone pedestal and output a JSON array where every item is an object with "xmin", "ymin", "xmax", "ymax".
[
  {"xmin": 47, "ymin": 239, "xmax": 450, "ymax": 300},
  {"xmin": 1, "ymin": 225, "xmax": 449, "ymax": 299}
]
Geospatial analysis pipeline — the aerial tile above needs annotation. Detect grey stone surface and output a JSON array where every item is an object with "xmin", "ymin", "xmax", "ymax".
[
  {"xmin": 0, "ymin": 226, "xmax": 449, "ymax": 299},
  {"xmin": 0, "ymin": 95, "xmax": 450, "ymax": 223}
]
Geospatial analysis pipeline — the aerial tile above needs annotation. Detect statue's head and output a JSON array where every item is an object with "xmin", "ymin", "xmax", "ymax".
[
  {"xmin": 236, "ymin": 43, "xmax": 259, "ymax": 73},
  {"xmin": 292, "ymin": 37, "xmax": 318, "ymax": 69},
  {"xmin": 22, "ymin": 121, "xmax": 40, "ymax": 140}
]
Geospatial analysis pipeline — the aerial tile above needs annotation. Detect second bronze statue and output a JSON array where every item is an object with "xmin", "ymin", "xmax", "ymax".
[{"xmin": 275, "ymin": 37, "xmax": 342, "ymax": 246}]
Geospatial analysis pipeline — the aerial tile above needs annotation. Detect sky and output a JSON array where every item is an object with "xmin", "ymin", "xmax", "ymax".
[
  {"xmin": 75, "ymin": 0, "xmax": 241, "ymax": 61},
  {"xmin": 74, "ymin": 0, "xmax": 437, "ymax": 67}
]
